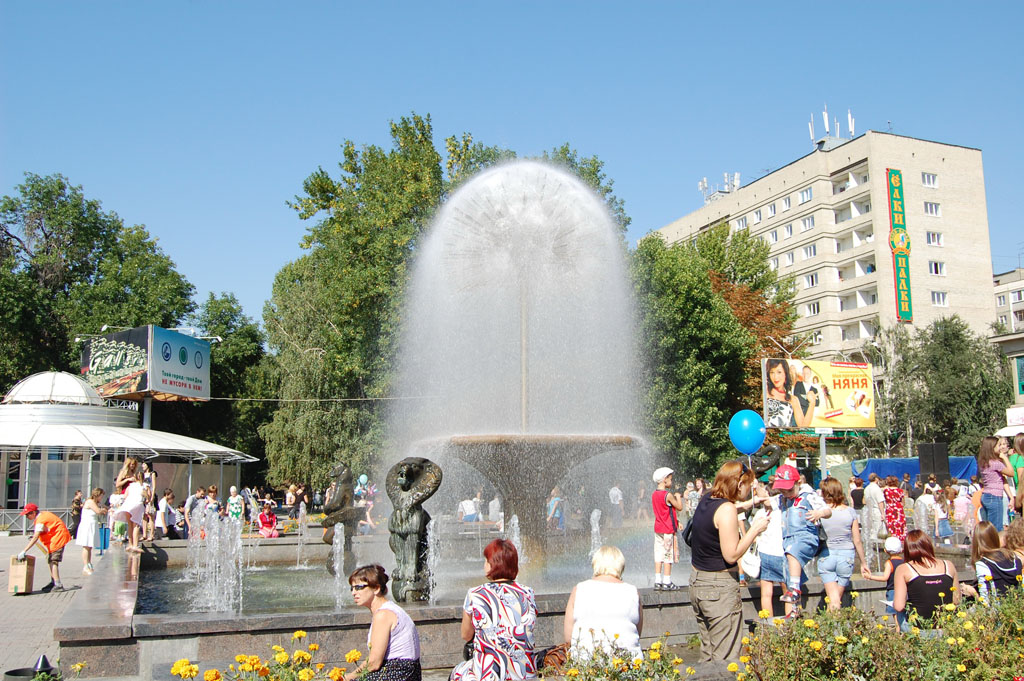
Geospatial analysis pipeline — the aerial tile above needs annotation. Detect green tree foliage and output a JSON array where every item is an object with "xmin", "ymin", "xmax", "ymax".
[
  {"xmin": 632, "ymin": 234, "xmax": 753, "ymax": 476},
  {"xmin": 690, "ymin": 222, "xmax": 795, "ymax": 306},
  {"xmin": 852, "ymin": 316, "xmax": 1012, "ymax": 458},
  {"xmin": 544, "ymin": 143, "xmax": 630, "ymax": 235},
  {"xmin": 0, "ymin": 173, "xmax": 194, "ymax": 390}
]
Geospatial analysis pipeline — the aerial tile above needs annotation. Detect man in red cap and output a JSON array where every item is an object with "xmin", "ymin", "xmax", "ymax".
[
  {"xmin": 16, "ymin": 503, "xmax": 72, "ymax": 593},
  {"xmin": 773, "ymin": 465, "xmax": 830, "ymax": 612}
]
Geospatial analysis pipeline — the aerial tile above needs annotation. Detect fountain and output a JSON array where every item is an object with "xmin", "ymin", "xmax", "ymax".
[{"xmin": 391, "ymin": 160, "xmax": 646, "ymax": 559}]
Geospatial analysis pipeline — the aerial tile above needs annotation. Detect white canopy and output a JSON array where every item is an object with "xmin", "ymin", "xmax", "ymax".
[
  {"xmin": 995, "ymin": 425, "xmax": 1024, "ymax": 438},
  {"xmin": 0, "ymin": 422, "xmax": 256, "ymax": 463}
]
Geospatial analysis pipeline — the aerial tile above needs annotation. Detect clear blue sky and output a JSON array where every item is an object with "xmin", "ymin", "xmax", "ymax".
[{"xmin": 3, "ymin": 2, "xmax": 1022, "ymax": 323}]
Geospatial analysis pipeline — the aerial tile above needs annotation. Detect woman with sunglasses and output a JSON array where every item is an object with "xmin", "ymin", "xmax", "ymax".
[{"xmin": 346, "ymin": 565, "xmax": 422, "ymax": 681}]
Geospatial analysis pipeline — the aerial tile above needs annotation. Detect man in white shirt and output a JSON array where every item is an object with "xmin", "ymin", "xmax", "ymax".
[
  {"xmin": 457, "ymin": 498, "xmax": 478, "ymax": 522},
  {"xmin": 861, "ymin": 473, "xmax": 884, "ymax": 548},
  {"xmin": 488, "ymin": 495, "xmax": 502, "ymax": 530},
  {"xmin": 608, "ymin": 482, "xmax": 624, "ymax": 529}
]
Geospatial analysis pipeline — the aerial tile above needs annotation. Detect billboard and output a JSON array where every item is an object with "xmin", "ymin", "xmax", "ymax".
[
  {"xmin": 761, "ymin": 358, "xmax": 875, "ymax": 430},
  {"xmin": 81, "ymin": 326, "xmax": 211, "ymax": 401}
]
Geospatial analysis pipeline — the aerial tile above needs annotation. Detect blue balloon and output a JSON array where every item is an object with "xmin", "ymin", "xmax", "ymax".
[
  {"xmin": 358, "ymin": 474, "xmax": 368, "ymax": 485},
  {"xmin": 729, "ymin": 410, "xmax": 766, "ymax": 455}
]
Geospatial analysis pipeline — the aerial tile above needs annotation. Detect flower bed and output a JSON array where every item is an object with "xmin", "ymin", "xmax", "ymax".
[{"xmin": 168, "ymin": 631, "xmax": 358, "ymax": 681}]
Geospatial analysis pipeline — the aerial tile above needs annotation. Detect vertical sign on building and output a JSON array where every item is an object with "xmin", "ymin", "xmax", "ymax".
[{"xmin": 887, "ymin": 169, "xmax": 913, "ymax": 322}]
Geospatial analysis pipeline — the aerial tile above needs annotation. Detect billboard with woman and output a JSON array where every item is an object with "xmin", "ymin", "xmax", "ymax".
[{"xmin": 761, "ymin": 358, "xmax": 875, "ymax": 430}]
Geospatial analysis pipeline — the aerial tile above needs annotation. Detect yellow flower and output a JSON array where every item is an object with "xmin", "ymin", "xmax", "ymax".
[
  {"xmin": 850, "ymin": 591, "xmax": 859, "ymax": 598},
  {"xmin": 944, "ymin": 603, "xmax": 956, "ymax": 611},
  {"xmin": 739, "ymin": 655, "xmax": 749, "ymax": 663},
  {"xmin": 316, "ymin": 664, "xmax": 325, "ymax": 671},
  {"xmin": 985, "ymin": 575, "xmax": 993, "ymax": 581},
  {"xmin": 345, "ymin": 650, "xmax": 362, "ymax": 664},
  {"xmin": 239, "ymin": 664, "xmax": 253, "ymax": 673},
  {"xmin": 803, "ymin": 619, "xmax": 818, "ymax": 628},
  {"xmin": 292, "ymin": 630, "xmax": 308, "ymax": 640},
  {"xmin": 979, "ymin": 624, "xmax": 985, "ymax": 630},
  {"xmin": 235, "ymin": 655, "xmax": 248, "ymax": 664},
  {"xmin": 1017, "ymin": 574, "xmax": 1023, "ymax": 582},
  {"xmin": 834, "ymin": 635, "xmax": 848, "ymax": 644},
  {"xmin": 737, "ymin": 674, "xmax": 746, "ymax": 681},
  {"xmin": 272, "ymin": 646, "xmax": 284, "ymax": 653},
  {"xmin": 875, "ymin": 624, "xmax": 884, "ymax": 630},
  {"xmin": 741, "ymin": 636, "xmax": 749, "ymax": 645},
  {"xmin": 298, "ymin": 670, "xmax": 315, "ymax": 681},
  {"xmin": 71, "ymin": 663, "xmax": 86, "ymax": 674},
  {"xmin": 956, "ymin": 611, "xmax": 966, "ymax": 619},
  {"xmin": 861, "ymin": 636, "xmax": 869, "ymax": 644},
  {"xmin": 672, "ymin": 658, "xmax": 683, "ymax": 665},
  {"xmin": 632, "ymin": 658, "xmax": 643, "ymax": 668},
  {"xmin": 881, "ymin": 615, "xmax": 889, "ymax": 621},
  {"xmin": 685, "ymin": 667, "xmax": 696, "ymax": 676},
  {"xmin": 757, "ymin": 609, "xmax": 770, "ymax": 619},
  {"xmin": 181, "ymin": 665, "xmax": 199, "ymax": 680},
  {"xmin": 809, "ymin": 640, "xmax": 823, "ymax": 651},
  {"xmin": 938, "ymin": 592, "xmax": 945, "ymax": 598},
  {"xmin": 612, "ymin": 658, "xmax": 624, "ymax": 666},
  {"xmin": 293, "ymin": 650, "xmax": 312, "ymax": 664},
  {"xmin": 957, "ymin": 637, "xmax": 965, "ymax": 645},
  {"xmin": 956, "ymin": 664, "xmax": 966, "ymax": 672},
  {"xmin": 274, "ymin": 652, "xmax": 289, "ymax": 665},
  {"xmin": 566, "ymin": 670, "xmax": 580, "ymax": 677},
  {"xmin": 248, "ymin": 656, "xmax": 260, "ymax": 666},
  {"xmin": 823, "ymin": 596, "xmax": 830, "ymax": 604},
  {"xmin": 727, "ymin": 662, "xmax": 739, "ymax": 672},
  {"xmin": 649, "ymin": 650, "xmax": 661, "ymax": 660},
  {"xmin": 328, "ymin": 668, "xmax": 345, "ymax": 681},
  {"xmin": 946, "ymin": 637, "xmax": 957, "ymax": 646},
  {"xmin": 171, "ymin": 660, "xmax": 190, "ymax": 676},
  {"xmin": 650, "ymin": 641, "xmax": 662, "ymax": 650},
  {"xmin": 963, "ymin": 621, "xmax": 973, "ymax": 629},
  {"xmin": 203, "ymin": 671, "xmax": 221, "ymax": 681}
]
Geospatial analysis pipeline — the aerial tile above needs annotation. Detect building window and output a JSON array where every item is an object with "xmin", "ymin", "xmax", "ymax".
[
  {"xmin": 784, "ymin": 224, "xmax": 793, "ymax": 239},
  {"xmin": 926, "ymin": 231, "xmax": 943, "ymax": 246},
  {"xmin": 1016, "ymin": 310, "xmax": 1024, "ymax": 323},
  {"xmin": 753, "ymin": 209, "xmax": 762, "ymax": 225},
  {"xmin": 786, "ymin": 251, "xmax": 795, "ymax": 266},
  {"xmin": 930, "ymin": 291, "xmax": 948, "ymax": 307},
  {"xmin": 924, "ymin": 201, "xmax": 941, "ymax": 217},
  {"xmin": 799, "ymin": 187, "xmax": 813, "ymax": 204},
  {"xmin": 803, "ymin": 244, "xmax": 817, "ymax": 259},
  {"xmin": 805, "ymin": 272, "xmax": 819, "ymax": 288},
  {"xmin": 928, "ymin": 261, "xmax": 946, "ymax": 276},
  {"xmin": 770, "ymin": 257, "xmax": 779, "ymax": 271},
  {"xmin": 999, "ymin": 315, "xmax": 1008, "ymax": 325},
  {"xmin": 735, "ymin": 216, "xmax": 747, "ymax": 229},
  {"xmin": 1012, "ymin": 290, "xmax": 1024, "ymax": 303},
  {"xmin": 769, "ymin": 230, "xmax": 778, "ymax": 243},
  {"xmin": 783, "ymin": 197, "xmax": 791, "ymax": 211},
  {"xmin": 806, "ymin": 301, "xmax": 820, "ymax": 316},
  {"xmin": 922, "ymin": 172, "xmax": 938, "ymax": 187},
  {"xmin": 997, "ymin": 294, "xmax": 1007, "ymax": 306},
  {"xmin": 767, "ymin": 203, "xmax": 776, "ymax": 217},
  {"xmin": 801, "ymin": 216, "xmax": 815, "ymax": 231}
]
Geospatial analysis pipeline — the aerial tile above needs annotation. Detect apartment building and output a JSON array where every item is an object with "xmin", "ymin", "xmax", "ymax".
[
  {"xmin": 657, "ymin": 131, "xmax": 996, "ymax": 360},
  {"xmin": 994, "ymin": 267, "xmax": 1024, "ymax": 333}
]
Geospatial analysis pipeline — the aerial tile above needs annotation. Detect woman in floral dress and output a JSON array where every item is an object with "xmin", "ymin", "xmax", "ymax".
[
  {"xmin": 450, "ymin": 539, "xmax": 537, "ymax": 681},
  {"xmin": 882, "ymin": 475, "xmax": 907, "ymax": 541}
]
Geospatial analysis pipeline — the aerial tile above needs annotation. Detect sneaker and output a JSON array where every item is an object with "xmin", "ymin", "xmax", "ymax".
[
  {"xmin": 782, "ymin": 608, "xmax": 802, "ymax": 621},
  {"xmin": 662, "ymin": 583, "xmax": 682, "ymax": 591},
  {"xmin": 83, "ymin": 565, "xmax": 93, "ymax": 576},
  {"xmin": 51, "ymin": 584, "xmax": 65, "ymax": 592},
  {"xmin": 779, "ymin": 588, "xmax": 801, "ymax": 603},
  {"xmin": 653, "ymin": 583, "xmax": 663, "ymax": 591},
  {"xmin": 38, "ymin": 581, "xmax": 54, "ymax": 594}
]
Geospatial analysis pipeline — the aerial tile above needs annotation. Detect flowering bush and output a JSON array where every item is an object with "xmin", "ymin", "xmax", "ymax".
[
  {"xmin": 168, "ymin": 632, "xmax": 355, "ymax": 681},
  {"xmin": 548, "ymin": 636, "xmax": 694, "ymax": 680},
  {"xmin": 744, "ymin": 586, "xmax": 1024, "ymax": 680}
]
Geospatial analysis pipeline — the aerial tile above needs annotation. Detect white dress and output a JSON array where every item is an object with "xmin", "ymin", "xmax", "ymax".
[
  {"xmin": 75, "ymin": 506, "xmax": 101, "ymax": 548},
  {"xmin": 114, "ymin": 481, "xmax": 145, "ymax": 526},
  {"xmin": 568, "ymin": 579, "xmax": 642, "ymax": 659}
]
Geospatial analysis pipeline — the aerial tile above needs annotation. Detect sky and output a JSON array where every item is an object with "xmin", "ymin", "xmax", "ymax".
[{"xmin": 2, "ymin": 2, "xmax": 1022, "ymax": 324}]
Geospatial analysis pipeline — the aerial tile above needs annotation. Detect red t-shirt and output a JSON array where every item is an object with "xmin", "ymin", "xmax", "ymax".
[{"xmin": 652, "ymin": 489, "xmax": 678, "ymax": 534}]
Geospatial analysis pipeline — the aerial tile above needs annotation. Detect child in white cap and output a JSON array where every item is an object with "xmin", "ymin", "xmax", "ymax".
[
  {"xmin": 861, "ymin": 535, "xmax": 905, "ymax": 628},
  {"xmin": 651, "ymin": 467, "xmax": 685, "ymax": 590}
]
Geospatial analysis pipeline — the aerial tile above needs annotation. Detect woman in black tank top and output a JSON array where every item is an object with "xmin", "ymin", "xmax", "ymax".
[
  {"xmin": 689, "ymin": 461, "xmax": 767, "ymax": 662},
  {"xmin": 893, "ymin": 530, "xmax": 959, "ymax": 627}
]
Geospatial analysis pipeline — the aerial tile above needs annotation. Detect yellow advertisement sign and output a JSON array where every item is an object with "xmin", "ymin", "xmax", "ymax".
[{"xmin": 762, "ymin": 358, "xmax": 875, "ymax": 430}]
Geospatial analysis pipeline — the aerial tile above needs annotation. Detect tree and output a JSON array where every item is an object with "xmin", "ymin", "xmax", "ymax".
[
  {"xmin": 544, "ymin": 143, "xmax": 631, "ymax": 236},
  {"xmin": 850, "ymin": 324, "xmax": 915, "ymax": 458},
  {"xmin": 691, "ymin": 222, "xmax": 795, "ymax": 306},
  {"xmin": 0, "ymin": 257, "xmax": 68, "ymax": 391},
  {"xmin": 632, "ymin": 234, "xmax": 752, "ymax": 477}
]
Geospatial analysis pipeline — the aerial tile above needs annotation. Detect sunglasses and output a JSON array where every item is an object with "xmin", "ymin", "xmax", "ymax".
[{"xmin": 350, "ymin": 584, "xmax": 370, "ymax": 591}]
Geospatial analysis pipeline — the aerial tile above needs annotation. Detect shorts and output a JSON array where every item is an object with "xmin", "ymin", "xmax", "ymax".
[
  {"xmin": 817, "ymin": 548, "xmax": 855, "ymax": 586},
  {"xmin": 47, "ymin": 547, "xmax": 64, "ymax": 565},
  {"xmin": 654, "ymin": 533, "xmax": 677, "ymax": 564},
  {"xmin": 759, "ymin": 552, "xmax": 786, "ymax": 583},
  {"xmin": 783, "ymin": 534, "xmax": 819, "ymax": 567}
]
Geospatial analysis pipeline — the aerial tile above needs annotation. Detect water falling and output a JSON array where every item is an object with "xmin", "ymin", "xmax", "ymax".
[
  {"xmin": 589, "ymin": 508, "xmax": 603, "ymax": 557},
  {"xmin": 296, "ymin": 502, "xmax": 307, "ymax": 568},
  {"xmin": 426, "ymin": 517, "xmax": 441, "ymax": 603},
  {"xmin": 188, "ymin": 508, "xmax": 244, "ymax": 612},
  {"xmin": 506, "ymin": 514, "xmax": 526, "ymax": 564},
  {"xmin": 333, "ymin": 523, "xmax": 346, "ymax": 610}
]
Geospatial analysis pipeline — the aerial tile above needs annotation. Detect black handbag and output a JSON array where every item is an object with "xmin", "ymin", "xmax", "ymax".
[{"xmin": 681, "ymin": 516, "xmax": 694, "ymax": 548}]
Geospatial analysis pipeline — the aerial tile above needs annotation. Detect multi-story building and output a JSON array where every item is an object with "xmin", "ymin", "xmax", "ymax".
[
  {"xmin": 994, "ymin": 267, "xmax": 1024, "ymax": 333},
  {"xmin": 657, "ymin": 131, "xmax": 996, "ymax": 359}
]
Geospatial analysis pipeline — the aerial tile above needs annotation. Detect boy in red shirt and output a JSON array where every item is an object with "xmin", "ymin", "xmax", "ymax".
[
  {"xmin": 16, "ymin": 502, "xmax": 72, "ymax": 592},
  {"xmin": 651, "ymin": 467, "xmax": 685, "ymax": 591}
]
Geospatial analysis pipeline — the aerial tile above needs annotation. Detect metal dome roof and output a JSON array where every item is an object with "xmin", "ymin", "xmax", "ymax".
[{"xmin": 2, "ymin": 371, "xmax": 105, "ymax": 406}]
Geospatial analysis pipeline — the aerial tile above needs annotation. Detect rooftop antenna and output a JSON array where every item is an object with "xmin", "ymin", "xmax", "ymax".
[
  {"xmin": 822, "ymin": 106, "xmax": 830, "ymax": 136},
  {"xmin": 733, "ymin": 172, "xmax": 741, "ymax": 191},
  {"xmin": 809, "ymin": 116, "xmax": 815, "ymax": 145},
  {"xmin": 887, "ymin": 120, "xmax": 893, "ymax": 133},
  {"xmin": 848, "ymin": 109, "xmax": 855, "ymax": 138},
  {"xmin": 834, "ymin": 117, "xmax": 839, "ymax": 139}
]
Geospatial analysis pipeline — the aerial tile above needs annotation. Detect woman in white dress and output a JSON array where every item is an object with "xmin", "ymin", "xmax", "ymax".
[
  {"xmin": 563, "ymin": 545, "xmax": 643, "ymax": 660},
  {"xmin": 76, "ymin": 488, "xmax": 108, "ymax": 574},
  {"xmin": 113, "ymin": 475, "xmax": 146, "ymax": 553}
]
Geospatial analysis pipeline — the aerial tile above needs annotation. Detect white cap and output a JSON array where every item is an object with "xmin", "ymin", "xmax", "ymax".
[
  {"xmin": 884, "ymin": 536, "xmax": 902, "ymax": 553},
  {"xmin": 653, "ymin": 467, "xmax": 674, "ymax": 483}
]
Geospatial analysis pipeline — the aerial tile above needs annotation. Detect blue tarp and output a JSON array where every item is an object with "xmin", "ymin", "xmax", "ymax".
[{"xmin": 851, "ymin": 456, "xmax": 978, "ymax": 482}]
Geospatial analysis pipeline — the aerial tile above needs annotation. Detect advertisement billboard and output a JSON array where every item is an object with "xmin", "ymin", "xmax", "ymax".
[
  {"xmin": 761, "ymin": 358, "xmax": 875, "ymax": 430},
  {"xmin": 81, "ymin": 326, "xmax": 211, "ymax": 401}
]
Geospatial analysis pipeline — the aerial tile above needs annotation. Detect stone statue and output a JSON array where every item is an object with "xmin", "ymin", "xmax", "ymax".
[
  {"xmin": 386, "ymin": 457, "xmax": 442, "ymax": 602},
  {"xmin": 322, "ymin": 462, "xmax": 365, "ymax": 577}
]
